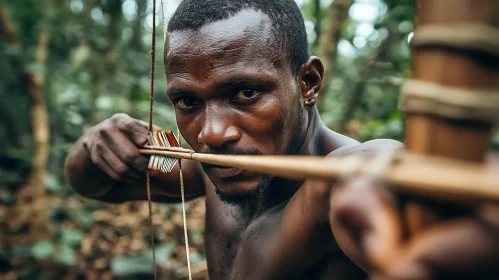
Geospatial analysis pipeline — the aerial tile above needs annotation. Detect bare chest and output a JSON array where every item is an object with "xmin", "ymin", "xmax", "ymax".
[{"xmin": 202, "ymin": 199, "xmax": 364, "ymax": 280}]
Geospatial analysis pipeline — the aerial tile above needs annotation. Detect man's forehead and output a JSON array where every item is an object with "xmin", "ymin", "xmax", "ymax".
[
  {"xmin": 167, "ymin": 9, "xmax": 271, "ymax": 50},
  {"xmin": 165, "ymin": 10, "xmax": 284, "ymax": 71}
]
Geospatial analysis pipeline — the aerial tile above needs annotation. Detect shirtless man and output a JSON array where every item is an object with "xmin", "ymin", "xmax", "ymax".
[{"xmin": 65, "ymin": 0, "xmax": 499, "ymax": 279}]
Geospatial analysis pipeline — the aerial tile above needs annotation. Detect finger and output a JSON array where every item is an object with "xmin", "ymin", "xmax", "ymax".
[
  {"xmin": 119, "ymin": 118, "xmax": 162, "ymax": 145},
  {"xmin": 105, "ymin": 131, "xmax": 149, "ymax": 173},
  {"xmin": 121, "ymin": 119, "xmax": 149, "ymax": 145},
  {"xmin": 385, "ymin": 216, "xmax": 499, "ymax": 279},
  {"xmin": 89, "ymin": 143, "xmax": 122, "ymax": 181},
  {"xmin": 101, "ymin": 143, "xmax": 145, "ymax": 181},
  {"xmin": 136, "ymin": 119, "xmax": 162, "ymax": 132},
  {"xmin": 330, "ymin": 177, "xmax": 403, "ymax": 271}
]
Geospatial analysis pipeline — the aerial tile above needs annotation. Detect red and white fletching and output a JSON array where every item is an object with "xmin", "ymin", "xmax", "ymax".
[{"xmin": 147, "ymin": 131, "xmax": 180, "ymax": 173}]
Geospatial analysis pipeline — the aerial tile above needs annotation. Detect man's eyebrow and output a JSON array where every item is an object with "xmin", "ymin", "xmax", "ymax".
[
  {"xmin": 167, "ymin": 75, "xmax": 274, "ymax": 97},
  {"xmin": 216, "ymin": 76, "xmax": 270, "ymax": 89},
  {"xmin": 167, "ymin": 88, "xmax": 192, "ymax": 97}
]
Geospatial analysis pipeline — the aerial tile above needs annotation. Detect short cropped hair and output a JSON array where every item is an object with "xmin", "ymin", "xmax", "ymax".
[{"xmin": 167, "ymin": 0, "xmax": 309, "ymax": 75}]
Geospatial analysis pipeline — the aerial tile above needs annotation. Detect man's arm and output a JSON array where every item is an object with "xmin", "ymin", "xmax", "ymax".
[
  {"xmin": 64, "ymin": 113, "xmax": 206, "ymax": 203},
  {"xmin": 256, "ymin": 140, "xmax": 402, "ymax": 278}
]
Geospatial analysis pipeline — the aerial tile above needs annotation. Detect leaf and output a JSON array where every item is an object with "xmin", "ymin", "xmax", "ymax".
[
  {"xmin": 61, "ymin": 229, "xmax": 86, "ymax": 247},
  {"xmin": 0, "ymin": 190, "xmax": 14, "ymax": 205},
  {"xmin": 55, "ymin": 244, "xmax": 76, "ymax": 266},
  {"xmin": 189, "ymin": 251, "xmax": 205, "ymax": 266},
  {"xmin": 70, "ymin": 208, "xmax": 95, "ymax": 228},
  {"xmin": 154, "ymin": 243, "xmax": 174, "ymax": 264},
  {"xmin": 111, "ymin": 252, "xmax": 154, "ymax": 276},
  {"xmin": 31, "ymin": 240, "xmax": 54, "ymax": 260},
  {"xmin": 44, "ymin": 173, "xmax": 61, "ymax": 193}
]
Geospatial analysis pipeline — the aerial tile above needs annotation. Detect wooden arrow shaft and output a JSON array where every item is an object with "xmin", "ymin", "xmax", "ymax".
[{"xmin": 139, "ymin": 147, "xmax": 499, "ymax": 204}]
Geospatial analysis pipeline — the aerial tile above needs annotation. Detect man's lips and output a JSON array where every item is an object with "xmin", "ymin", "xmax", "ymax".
[{"xmin": 203, "ymin": 164, "xmax": 244, "ymax": 179}]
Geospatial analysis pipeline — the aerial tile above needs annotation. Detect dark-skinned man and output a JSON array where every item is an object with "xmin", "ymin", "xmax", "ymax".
[{"xmin": 65, "ymin": 0, "xmax": 499, "ymax": 279}]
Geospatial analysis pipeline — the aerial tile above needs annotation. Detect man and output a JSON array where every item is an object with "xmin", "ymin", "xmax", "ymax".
[{"xmin": 65, "ymin": 0, "xmax": 499, "ymax": 279}]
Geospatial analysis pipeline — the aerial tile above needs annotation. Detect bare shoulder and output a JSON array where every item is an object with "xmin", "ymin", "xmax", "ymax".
[
  {"xmin": 270, "ymin": 139, "xmax": 403, "ymax": 275},
  {"xmin": 329, "ymin": 139, "xmax": 403, "ymax": 158}
]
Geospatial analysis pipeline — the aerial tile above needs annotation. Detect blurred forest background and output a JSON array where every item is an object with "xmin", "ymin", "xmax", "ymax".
[{"xmin": 1, "ymin": 0, "xmax": 497, "ymax": 279}]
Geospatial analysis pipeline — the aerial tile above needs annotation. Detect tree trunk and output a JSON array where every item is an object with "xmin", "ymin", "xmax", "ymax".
[
  {"xmin": 132, "ymin": 0, "xmax": 147, "ymax": 50},
  {"xmin": 313, "ymin": 0, "xmax": 322, "ymax": 49},
  {"xmin": 26, "ymin": 27, "xmax": 51, "ymax": 240},
  {"xmin": 88, "ymin": 0, "xmax": 123, "ymax": 125},
  {"xmin": 317, "ymin": 0, "xmax": 354, "ymax": 113},
  {"xmin": 0, "ymin": 4, "xmax": 52, "ymax": 241}
]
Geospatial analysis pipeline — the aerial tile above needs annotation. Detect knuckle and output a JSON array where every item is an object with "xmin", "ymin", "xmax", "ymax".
[
  {"xmin": 98, "ymin": 124, "xmax": 113, "ymax": 139},
  {"xmin": 111, "ymin": 113, "xmax": 129, "ymax": 122},
  {"xmin": 121, "ymin": 150, "xmax": 139, "ymax": 163},
  {"xmin": 133, "ymin": 134, "xmax": 149, "ymax": 146},
  {"xmin": 89, "ymin": 151, "xmax": 100, "ymax": 165},
  {"xmin": 95, "ymin": 142, "xmax": 105, "ymax": 153},
  {"xmin": 110, "ymin": 114, "xmax": 130, "ymax": 130},
  {"xmin": 124, "ymin": 119, "xmax": 149, "ymax": 139}
]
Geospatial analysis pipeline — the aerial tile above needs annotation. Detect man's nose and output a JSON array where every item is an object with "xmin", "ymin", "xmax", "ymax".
[{"xmin": 197, "ymin": 105, "xmax": 241, "ymax": 148}]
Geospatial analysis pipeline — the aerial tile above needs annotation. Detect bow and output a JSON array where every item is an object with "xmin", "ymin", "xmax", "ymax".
[{"xmin": 401, "ymin": 0, "xmax": 499, "ymax": 233}]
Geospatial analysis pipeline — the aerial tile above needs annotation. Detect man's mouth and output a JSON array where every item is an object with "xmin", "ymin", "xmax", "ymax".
[
  {"xmin": 200, "ymin": 147, "xmax": 262, "ymax": 179},
  {"xmin": 203, "ymin": 164, "xmax": 244, "ymax": 179}
]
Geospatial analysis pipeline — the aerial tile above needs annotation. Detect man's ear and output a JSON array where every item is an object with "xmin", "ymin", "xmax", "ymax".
[{"xmin": 298, "ymin": 56, "xmax": 324, "ymax": 107}]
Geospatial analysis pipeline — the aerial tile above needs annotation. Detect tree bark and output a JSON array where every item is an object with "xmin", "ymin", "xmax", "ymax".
[
  {"xmin": 317, "ymin": 0, "xmax": 354, "ymax": 113},
  {"xmin": 26, "ymin": 27, "xmax": 51, "ymax": 239}
]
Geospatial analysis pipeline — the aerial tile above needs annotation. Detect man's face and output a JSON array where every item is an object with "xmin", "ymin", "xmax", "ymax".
[{"xmin": 165, "ymin": 10, "xmax": 306, "ymax": 204}]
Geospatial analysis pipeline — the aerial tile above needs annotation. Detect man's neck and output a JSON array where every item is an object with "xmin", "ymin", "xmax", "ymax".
[{"xmin": 239, "ymin": 107, "xmax": 327, "ymax": 221}]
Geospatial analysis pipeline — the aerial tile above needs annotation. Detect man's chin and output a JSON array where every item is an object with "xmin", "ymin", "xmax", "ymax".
[{"xmin": 212, "ymin": 174, "xmax": 275, "ymax": 206}]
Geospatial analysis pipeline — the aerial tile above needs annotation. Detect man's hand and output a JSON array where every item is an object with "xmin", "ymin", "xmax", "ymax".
[
  {"xmin": 83, "ymin": 113, "xmax": 152, "ymax": 184},
  {"xmin": 65, "ymin": 113, "xmax": 206, "ymax": 203},
  {"xmin": 330, "ymin": 177, "xmax": 499, "ymax": 279}
]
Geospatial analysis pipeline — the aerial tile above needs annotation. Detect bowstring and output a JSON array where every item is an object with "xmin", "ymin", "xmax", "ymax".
[
  {"xmin": 177, "ymin": 125, "xmax": 193, "ymax": 280},
  {"xmin": 157, "ymin": 0, "xmax": 193, "ymax": 279},
  {"xmin": 147, "ymin": 0, "xmax": 157, "ymax": 279}
]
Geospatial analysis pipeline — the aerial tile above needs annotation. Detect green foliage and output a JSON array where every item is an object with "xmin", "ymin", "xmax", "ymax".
[
  {"xmin": 111, "ymin": 253, "xmax": 154, "ymax": 277},
  {"xmin": 60, "ymin": 229, "xmax": 86, "ymax": 247},
  {"xmin": 55, "ymin": 244, "xmax": 76, "ymax": 266},
  {"xmin": 31, "ymin": 241, "xmax": 55, "ymax": 260},
  {"xmin": 2, "ymin": 0, "xmax": 497, "ymax": 279}
]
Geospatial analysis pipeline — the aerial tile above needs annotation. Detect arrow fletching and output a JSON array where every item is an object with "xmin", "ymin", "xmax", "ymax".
[{"xmin": 147, "ymin": 130, "xmax": 180, "ymax": 173}]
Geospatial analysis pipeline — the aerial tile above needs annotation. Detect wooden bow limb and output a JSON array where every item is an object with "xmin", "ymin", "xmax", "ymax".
[
  {"xmin": 139, "ymin": 147, "xmax": 499, "ymax": 204},
  {"xmin": 400, "ymin": 0, "xmax": 499, "ymax": 239}
]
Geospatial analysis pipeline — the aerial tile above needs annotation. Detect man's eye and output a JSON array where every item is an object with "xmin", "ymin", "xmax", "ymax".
[
  {"xmin": 233, "ymin": 89, "xmax": 258, "ymax": 100},
  {"xmin": 175, "ymin": 97, "xmax": 200, "ymax": 109}
]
